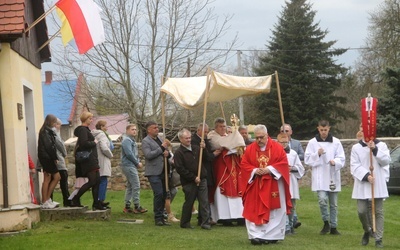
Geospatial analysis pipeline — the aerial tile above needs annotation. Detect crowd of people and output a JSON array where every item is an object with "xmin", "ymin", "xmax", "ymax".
[{"xmin": 35, "ymin": 114, "xmax": 391, "ymax": 248}]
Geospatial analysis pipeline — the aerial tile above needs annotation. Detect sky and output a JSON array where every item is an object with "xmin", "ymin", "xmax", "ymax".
[
  {"xmin": 210, "ymin": 0, "xmax": 380, "ymax": 67},
  {"xmin": 42, "ymin": 0, "xmax": 381, "ymax": 78}
]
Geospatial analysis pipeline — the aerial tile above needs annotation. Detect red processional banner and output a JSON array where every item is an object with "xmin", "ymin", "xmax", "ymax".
[{"xmin": 361, "ymin": 97, "xmax": 378, "ymax": 142}]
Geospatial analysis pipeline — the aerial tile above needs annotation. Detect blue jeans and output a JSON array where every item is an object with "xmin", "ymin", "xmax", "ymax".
[
  {"xmin": 98, "ymin": 176, "xmax": 108, "ymax": 201},
  {"xmin": 147, "ymin": 174, "xmax": 166, "ymax": 222},
  {"xmin": 286, "ymin": 199, "xmax": 296, "ymax": 231},
  {"xmin": 121, "ymin": 165, "xmax": 141, "ymax": 208},
  {"xmin": 317, "ymin": 191, "xmax": 338, "ymax": 228}
]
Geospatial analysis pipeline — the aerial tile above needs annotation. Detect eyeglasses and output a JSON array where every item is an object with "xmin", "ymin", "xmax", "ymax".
[
  {"xmin": 255, "ymin": 135, "xmax": 266, "ymax": 140},
  {"xmin": 278, "ymin": 141, "xmax": 288, "ymax": 144},
  {"xmin": 281, "ymin": 130, "xmax": 289, "ymax": 133}
]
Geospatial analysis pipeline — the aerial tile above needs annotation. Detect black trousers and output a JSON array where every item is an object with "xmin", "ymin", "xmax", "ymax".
[
  {"xmin": 180, "ymin": 179, "xmax": 210, "ymax": 227},
  {"xmin": 59, "ymin": 170, "xmax": 70, "ymax": 205}
]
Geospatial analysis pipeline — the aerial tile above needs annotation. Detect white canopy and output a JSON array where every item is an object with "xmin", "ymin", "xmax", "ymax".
[{"xmin": 161, "ymin": 71, "xmax": 272, "ymax": 109}]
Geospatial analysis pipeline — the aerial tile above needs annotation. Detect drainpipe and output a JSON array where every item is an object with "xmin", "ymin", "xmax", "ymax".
[{"xmin": 0, "ymin": 90, "xmax": 9, "ymax": 208}]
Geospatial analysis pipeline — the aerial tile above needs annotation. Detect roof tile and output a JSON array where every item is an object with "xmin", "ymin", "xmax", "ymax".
[{"xmin": 0, "ymin": 1, "xmax": 26, "ymax": 35}]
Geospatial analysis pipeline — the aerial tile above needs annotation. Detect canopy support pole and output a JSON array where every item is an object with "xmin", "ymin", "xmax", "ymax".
[
  {"xmin": 161, "ymin": 76, "xmax": 171, "ymax": 202},
  {"xmin": 197, "ymin": 68, "xmax": 212, "ymax": 183},
  {"xmin": 275, "ymin": 71, "xmax": 285, "ymax": 127}
]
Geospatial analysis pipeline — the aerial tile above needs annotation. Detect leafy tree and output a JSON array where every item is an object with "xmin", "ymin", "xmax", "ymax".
[
  {"xmin": 377, "ymin": 67, "xmax": 400, "ymax": 137},
  {"xmin": 50, "ymin": 0, "xmax": 237, "ymax": 133},
  {"xmin": 355, "ymin": 0, "xmax": 400, "ymax": 89},
  {"xmin": 253, "ymin": 0, "xmax": 353, "ymax": 139}
]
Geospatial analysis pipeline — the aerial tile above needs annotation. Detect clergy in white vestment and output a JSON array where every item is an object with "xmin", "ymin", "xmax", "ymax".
[
  {"xmin": 350, "ymin": 134, "xmax": 390, "ymax": 247},
  {"xmin": 277, "ymin": 133, "xmax": 305, "ymax": 234},
  {"xmin": 304, "ymin": 120, "xmax": 345, "ymax": 235}
]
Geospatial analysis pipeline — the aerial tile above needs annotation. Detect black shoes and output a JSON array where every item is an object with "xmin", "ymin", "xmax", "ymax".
[
  {"xmin": 250, "ymin": 238, "xmax": 276, "ymax": 245},
  {"xmin": 180, "ymin": 225, "xmax": 195, "ymax": 229},
  {"xmin": 156, "ymin": 220, "xmax": 171, "ymax": 226},
  {"xmin": 330, "ymin": 228, "xmax": 341, "ymax": 235},
  {"xmin": 70, "ymin": 198, "xmax": 83, "ymax": 207},
  {"xmin": 294, "ymin": 221, "xmax": 302, "ymax": 228},
  {"xmin": 201, "ymin": 224, "xmax": 211, "ymax": 230},
  {"xmin": 221, "ymin": 220, "xmax": 234, "ymax": 227},
  {"xmin": 361, "ymin": 232, "xmax": 370, "ymax": 246},
  {"xmin": 92, "ymin": 201, "xmax": 107, "ymax": 211},
  {"xmin": 375, "ymin": 240, "xmax": 383, "ymax": 248},
  {"xmin": 320, "ymin": 221, "xmax": 330, "ymax": 235}
]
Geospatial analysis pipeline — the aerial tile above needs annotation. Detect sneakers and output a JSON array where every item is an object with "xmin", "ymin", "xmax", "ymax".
[
  {"xmin": 192, "ymin": 209, "xmax": 198, "ymax": 215},
  {"xmin": 320, "ymin": 221, "xmax": 330, "ymax": 235},
  {"xmin": 41, "ymin": 199, "xmax": 57, "ymax": 209},
  {"xmin": 167, "ymin": 213, "xmax": 180, "ymax": 222},
  {"xmin": 123, "ymin": 207, "xmax": 134, "ymax": 213},
  {"xmin": 51, "ymin": 199, "xmax": 60, "ymax": 207},
  {"xmin": 133, "ymin": 206, "xmax": 148, "ymax": 214},
  {"xmin": 124, "ymin": 206, "xmax": 148, "ymax": 214}
]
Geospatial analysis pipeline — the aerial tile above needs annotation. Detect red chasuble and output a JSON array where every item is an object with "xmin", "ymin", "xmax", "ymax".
[
  {"xmin": 241, "ymin": 137, "xmax": 292, "ymax": 225},
  {"xmin": 213, "ymin": 149, "xmax": 244, "ymax": 199}
]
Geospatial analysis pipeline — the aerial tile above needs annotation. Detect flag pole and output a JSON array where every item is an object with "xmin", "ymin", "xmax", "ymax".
[
  {"xmin": 161, "ymin": 76, "xmax": 171, "ymax": 201},
  {"xmin": 25, "ymin": 5, "xmax": 57, "ymax": 34},
  {"xmin": 197, "ymin": 68, "xmax": 212, "ymax": 184},
  {"xmin": 36, "ymin": 29, "xmax": 61, "ymax": 53},
  {"xmin": 367, "ymin": 93, "xmax": 376, "ymax": 232},
  {"xmin": 275, "ymin": 71, "xmax": 285, "ymax": 127}
]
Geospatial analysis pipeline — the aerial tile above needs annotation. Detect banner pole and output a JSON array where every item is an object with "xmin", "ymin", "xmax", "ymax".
[
  {"xmin": 367, "ymin": 93, "xmax": 376, "ymax": 232},
  {"xmin": 37, "ymin": 29, "xmax": 61, "ymax": 52},
  {"xmin": 25, "ymin": 5, "xmax": 57, "ymax": 34}
]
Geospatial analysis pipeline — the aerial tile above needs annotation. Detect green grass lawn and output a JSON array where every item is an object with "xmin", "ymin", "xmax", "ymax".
[{"xmin": 1, "ymin": 187, "xmax": 399, "ymax": 250}]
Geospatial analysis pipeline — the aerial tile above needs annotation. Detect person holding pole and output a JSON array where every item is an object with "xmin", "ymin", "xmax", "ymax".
[
  {"xmin": 351, "ymin": 95, "xmax": 391, "ymax": 248},
  {"xmin": 191, "ymin": 123, "xmax": 221, "ymax": 225},
  {"xmin": 304, "ymin": 120, "xmax": 345, "ymax": 235},
  {"xmin": 350, "ymin": 127, "xmax": 390, "ymax": 247},
  {"xmin": 142, "ymin": 121, "xmax": 171, "ymax": 226},
  {"xmin": 174, "ymin": 128, "xmax": 211, "ymax": 230}
]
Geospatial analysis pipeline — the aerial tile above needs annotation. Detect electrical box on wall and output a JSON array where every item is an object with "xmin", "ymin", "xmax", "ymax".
[{"xmin": 17, "ymin": 103, "xmax": 23, "ymax": 120}]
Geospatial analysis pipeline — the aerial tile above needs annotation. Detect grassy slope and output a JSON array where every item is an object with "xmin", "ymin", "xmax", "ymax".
[{"xmin": 1, "ymin": 187, "xmax": 399, "ymax": 250}]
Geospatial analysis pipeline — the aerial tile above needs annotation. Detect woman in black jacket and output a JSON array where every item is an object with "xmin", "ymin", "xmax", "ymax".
[
  {"xmin": 38, "ymin": 114, "xmax": 61, "ymax": 209},
  {"xmin": 71, "ymin": 111, "xmax": 105, "ymax": 210}
]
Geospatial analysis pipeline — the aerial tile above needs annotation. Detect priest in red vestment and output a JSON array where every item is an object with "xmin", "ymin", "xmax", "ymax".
[{"xmin": 241, "ymin": 124, "xmax": 292, "ymax": 245}]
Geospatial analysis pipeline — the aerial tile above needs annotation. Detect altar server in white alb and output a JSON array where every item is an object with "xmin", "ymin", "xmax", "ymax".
[
  {"xmin": 277, "ymin": 133, "xmax": 305, "ymax": 235},
  {"xmin": 305, "ymin": 120, "xmax": 345, "ymax": 235},
  {"xmin": 350, "ymin": 130, "xmax": 390, "ymax": 248}
]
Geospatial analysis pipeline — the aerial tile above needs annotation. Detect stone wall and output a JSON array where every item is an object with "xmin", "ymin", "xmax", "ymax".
[
  {"xmin": 62, "ymin": 138, "xmax": 400, "ymax": 191},
  {"xmin": 299, "ymin": 138, "xmax": 400, "ymax": 188}
]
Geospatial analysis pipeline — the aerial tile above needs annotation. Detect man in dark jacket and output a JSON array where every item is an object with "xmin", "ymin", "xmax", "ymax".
[
  {"xmin": 174, "ymin": 128, "xmax": 211, "ymax": 230},
  {"xmin": 191, "ymin": 123, "xmax": 220, "ymax": 225}
]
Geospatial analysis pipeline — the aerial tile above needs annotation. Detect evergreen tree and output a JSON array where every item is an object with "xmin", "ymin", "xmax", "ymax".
[
  {"xmin": 254, "ymin": 0, "xmax": 352, "ymax": 139},
  {"xmin": 377, "ymin": 68, "xmax": 400, "ymax": 137}
]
